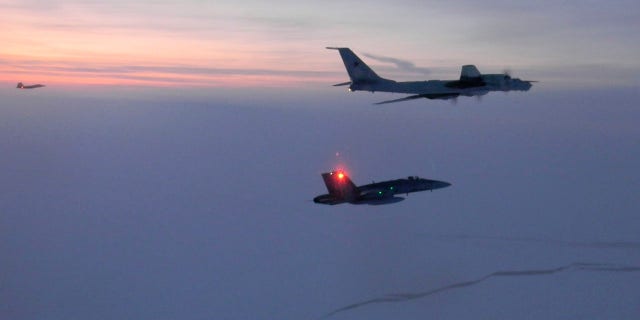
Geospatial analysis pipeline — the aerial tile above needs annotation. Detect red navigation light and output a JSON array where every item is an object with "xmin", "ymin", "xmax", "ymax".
[{"xmin": 337, "ymin": 172, "xmax": 345, "ymax": 179}]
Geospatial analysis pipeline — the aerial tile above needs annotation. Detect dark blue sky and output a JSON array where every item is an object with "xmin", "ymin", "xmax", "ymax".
[{"xmin": 1, "ymin": 83, "xmax": 639, "ymax": 319}]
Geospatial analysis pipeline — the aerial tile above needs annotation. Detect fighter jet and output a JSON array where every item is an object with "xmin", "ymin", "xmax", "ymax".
[
  {"xmin": 313, "ymin": 170, "xmax": 451, "ymax": 205},
  {"xmin": 327, "ymin": 47, "xmax": 534, "ymax": 104},
  {"xmin": 17, "ymin": 82, "xmax": 45, "ymax": 89}
]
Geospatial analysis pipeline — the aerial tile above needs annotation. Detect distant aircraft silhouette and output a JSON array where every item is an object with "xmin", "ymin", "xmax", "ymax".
[
  {"xmin": 17, "ymin": 82, "xmax": 45, "ymax": 89},
  {"xmin": 313, "ymin": 170, "xmax": 450, "ymax": 205},
  {"xmin": 327, "ymin": 47, "xmax": 535, "ymax": 104}
]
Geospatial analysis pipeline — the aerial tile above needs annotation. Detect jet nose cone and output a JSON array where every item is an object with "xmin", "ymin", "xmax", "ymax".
[
  {"xmin": 517, "ymin": 80, "xmax": 533, "ymax": 91},
  {"xmin": 431, "ymin": 180, "xmax": 452, "ymax": 190}
]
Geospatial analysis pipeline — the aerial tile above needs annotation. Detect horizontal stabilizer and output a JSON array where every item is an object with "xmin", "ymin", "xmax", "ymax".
[
  {"xmin": 313, "ymin": 194, "xmax": 344, "ymax": 205},
  {"xmin": 333, "ymin": 81, "xmax": 351, "ymax": 87}
]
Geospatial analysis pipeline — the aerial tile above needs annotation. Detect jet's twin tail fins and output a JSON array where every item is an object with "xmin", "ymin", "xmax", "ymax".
[
  {"xmin": 326, "ymin": 47, "xmax": 383, "ymax": 84},
  {"xmin": 460, "ymin": 65, "xmax": 482, "ymax": 82},
  {"xmin": 321, "ymin": 171, "xmax": 358, "ymax": 202}
]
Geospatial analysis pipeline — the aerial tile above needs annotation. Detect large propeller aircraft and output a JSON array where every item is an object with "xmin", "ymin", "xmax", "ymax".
[
  {"xmin": 327, "ymin": 47, "xmax": 535, "ymax": 104},
  {"xmin": 313, "ymin": 170, "xmax": 451, "ymax": 205}
]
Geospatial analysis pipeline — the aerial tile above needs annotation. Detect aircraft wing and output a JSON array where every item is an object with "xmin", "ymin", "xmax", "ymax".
[
  {"xmin": 375, "ymin": 93, "xmax": 460, "ymax": 105},
  {"xmin": 360, "ymin": 188, "xmax": 395, "ymax": 200}
]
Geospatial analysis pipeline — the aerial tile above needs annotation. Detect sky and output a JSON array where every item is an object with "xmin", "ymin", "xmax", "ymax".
[
  {"xmin": 1, "ymin": 1, "xmax": 640, "ymax": 320},
  {"xmin": 2, "ymin": 0, "xmax": 640, "ymax": 88}
]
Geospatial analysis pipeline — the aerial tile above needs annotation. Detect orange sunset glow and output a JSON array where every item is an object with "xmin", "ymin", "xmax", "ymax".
[{"xmin": 0, "ymin": 2, "xmax": 337, "ymax": 88}]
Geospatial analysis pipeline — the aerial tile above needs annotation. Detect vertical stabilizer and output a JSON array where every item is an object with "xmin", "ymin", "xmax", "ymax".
[
  {"xmin": 327, "ymin": 47, "xmax": 383, "ymax": 83},
  {"xmin": 460, "ymin": 65, "xmax": 482, "ymax": 82},
  {"xmin": 321, "ymin": 171, "xmax": 358, "ymax": 202}
]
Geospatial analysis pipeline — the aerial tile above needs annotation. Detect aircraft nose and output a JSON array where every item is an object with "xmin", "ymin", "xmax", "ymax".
[
  {"xmin": 518, "ymin": 80, "xmax": 533, "ymax": 91},
  {"xmin": 431, "ymin": 180, "xmax": 451, "ymax": 190}
]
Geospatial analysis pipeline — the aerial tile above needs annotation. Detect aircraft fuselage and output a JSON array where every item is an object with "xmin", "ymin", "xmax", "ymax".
[
  {"xmin": 349, "ymin": 76, "xmax": 531, "ymax": 97},
  {"xmin": 17, "ymin": 82, "xmax": 45, "ymax": 89},
  {"xmin": 359, "ymin": 177, "xmax": 451, "ymax": 196},
  {"xmin": 314, "ymin": 171, "xmax": 451, "ymax": 205},
  {"xmin": 328, "ymin": 47, "xmax": 533, "ymax": 104}
]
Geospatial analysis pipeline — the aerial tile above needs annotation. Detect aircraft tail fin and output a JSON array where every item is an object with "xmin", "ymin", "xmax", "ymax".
[
  {"xmin": 460, "ymin": 65, "xmax": 482, "ymax": 82},
  {"xmin": 327, "ymin": 47, "xmax": 383, "ymax": 83},
  {"xmin": 321, "ymin": 171, "xmax": 358, "ymax": 201}
]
